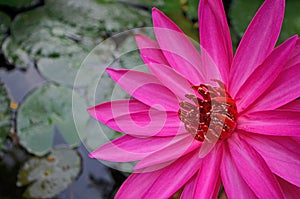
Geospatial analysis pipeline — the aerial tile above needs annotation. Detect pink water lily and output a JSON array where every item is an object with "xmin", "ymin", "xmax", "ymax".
[{"xmin": 88, "ymin": 0, "xmax": 300, "ymax": 198}]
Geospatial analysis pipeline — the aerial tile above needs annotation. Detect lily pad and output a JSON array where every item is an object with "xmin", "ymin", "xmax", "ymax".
[
  {"xmin": 279, "ymin": 0, "xmax": 300, "ymax": 43},
  {"xmin": 184, "ymin": 0, "xmax": 199, "ymax": 22},
  {"xmin": 230, "ymin": 0, "xmax": 262, "ymax": 37},
  {"xmin": 46, "ymin": 0, "xmax": 151, "ymax": 36},
  {"xmin": 17, "ymin": 83, "xmax": 88, "ymax": 156},
  {"xmin": 17, "ymin": 147, "xmax": 81, "ymax": 199},
  {"xmin": 2, "ymin": 37, "xmax": 33, "ymax": 69},
  {"xmin": 0, "ymin": 81, "xmax": 11, "ymax": 151},
  {"xmin": 37, "ymin": 53, "xmax": 87, "ymax": 87},
  {"xmin": 0, "ymin": 0, "xmax": 37, "ymax": 8},
  {"xmin": 4, "ymin": 0, "xmax": 151, "ymax": 87},
  {"xmin": 0, "ymin": 12, "xmax": 10, "ymax": 43},
  {"xmin": 116, "ymin": 34, "xmax": 145, "ymax": 70},
  {"xmin": 230, "ymin": 0, "xmax": 299, "ymax": 44}
]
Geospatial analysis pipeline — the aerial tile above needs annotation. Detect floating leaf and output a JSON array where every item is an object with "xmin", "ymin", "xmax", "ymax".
[
  {"xmin": 46, "ymin": 0, "xmax": 151, "ymax": 36},
  {"xmin": 230, "ymin": 0, "xmax": 262, "ymax": 37},
  {"xmin": 17, "ymin": 84, "xmax": 88, "ymax": 156},
  {"xmin": 184, "ymin": 0, "xmax": 199, "ymax": 22},
  {"xmin": 160, "ymin": 0, "xmax": 199, "ymax": 41},
  {"xmin": 230, "ymin": 0, "xmax": 299, "ymax": 44},
  {"xmin": 11, "ymin": 8, "xmax": 87, "ymax": 55},
  {"xmin": 4, "ymin": 0, "xmax": 151, "ymax": 86},
  {"xmin": 116, "ymin": 34, "xmax": 145, "ymax": 70},
  {"xmin": 0, "ymin": 0, "xmax": 37, "ymax": 8},
  {"xmin": 37, "ymin": 53, "xmax": 87, "ymax": 87},
  {"xmin": 2, "ymin": 37, "xmax": 33, "ymax": 69},
  {"xmin": 17, "ymin": 147, "xmax": 81, "ymax": 199},
  {"xmin": 279, "ymin": 0, "xmax": 300, "ymax": 43},
  {"xmin": 0, "ymin": 81, "xmax": 11, "ymax": 151},
  {"xmin": 0, "ymin": 12, "xmax": 10, "ymax": 43}
]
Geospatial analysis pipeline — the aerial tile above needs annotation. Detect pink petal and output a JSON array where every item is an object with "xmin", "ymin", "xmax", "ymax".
[
  {"xmin": 89, "ymin": 134, "xmax": 188, "ymax": 162},
  {"xmin": 181, "ymin": 174, "xmax": 221, "ymax": 199},
  {"xmin": 238, "ymin": 110, "xmax": 300, "ymax": 136},
  {"xmin": 88, "ymin": 99, "xmax": 148, "ymax": 124},
  {"xmin": 284, "ymin": 38, "xmax": 300, "ymax": 70},
  {"xmin": 228, "ymin": 134, "xmax": 284, "ymax": 198},
  {"xmin": 234, "ymin": 35, "xmax": 297, "ymax": 112},
  {"xmin": 88, "ymin": 99, "xmax": 186, "ymax": 137},
  {"xmin": 152, "ymin": 8, "xmax": 206, "ymax": 84},
  {"xmin": 134, "ymin": 135, "xmax": 200, "ymax": 172},
  {"xmin": 115, "ymin": 150, "xmax": 202, "ymax": 199},
  {"xmin": 147, "ymin": 63, "xmax": 194, "ymax": 100},
  {"xmin": 229, "ymin": 0, "xmax": 285, "ymax": 96},
  {"xmin": 246, "ymin": 63, "xmax": 300, "ymax": 113},
  {"xmin": 135, "ymin": 34, "xmax": 169, "ymax": 66},
  {"xmin": 199, "ymin": 0, "xmax": 233, "ymax": 84},
  {"xmin": 190, "ymin": 145, "xmax": 222, "ymax": 198},
  {"xmin": 106, "ymin": 68, "xmax": 179, "ymax": 111},
  {"xmin": 180, "ymin": 175, "xmax": 196, "ymax": 199},
  {"xmin": 242, "ymin": 133, "xmax": 300, "ymax": 187},
  {"xmin": 277, "ymin": 176, "xmax": 300, "ymax": 199},
  {"xmin": 220, "ymin": 142, "xmax": 257, "ymax": 199},
  {"xmin": 277, "ymin": 100, "xmax": 300, "ymax": 112}
]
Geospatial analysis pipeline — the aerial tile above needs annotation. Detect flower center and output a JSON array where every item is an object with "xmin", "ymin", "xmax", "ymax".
[{"xmin": 178, "ymin": 80, "xmax": 238, "ymax": 142}]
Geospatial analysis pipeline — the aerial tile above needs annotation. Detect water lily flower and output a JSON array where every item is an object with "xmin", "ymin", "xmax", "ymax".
[{"xmin": 88, "ymin": 0, "xmax": 300, "ymax": 198}]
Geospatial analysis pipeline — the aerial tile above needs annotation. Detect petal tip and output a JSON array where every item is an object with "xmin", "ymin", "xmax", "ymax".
[
  {"xmin": 105, "ymin": 67, "xmax": 115, "ymax": 74},
  {"xmin": 89, "ymin": 152, "xmax": 96, "ymax": 159},
  {"xmin": 152, "ymin": 7, "xmax": 160, "ymax": 14},
  {"xmin": 87, "ymin": 106, "xmax": 96, "ymax": 116}
]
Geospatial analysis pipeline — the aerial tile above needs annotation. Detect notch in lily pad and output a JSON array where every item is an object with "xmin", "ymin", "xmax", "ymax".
[{"xmin": 17, "ymin": 147, "xmax": 81, "ymax": 199}]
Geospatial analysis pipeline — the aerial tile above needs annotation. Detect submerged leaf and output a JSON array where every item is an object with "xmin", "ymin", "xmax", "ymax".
[{"xmin": 17, "ymin": 147, "xmax": 81, "ymax": 199}]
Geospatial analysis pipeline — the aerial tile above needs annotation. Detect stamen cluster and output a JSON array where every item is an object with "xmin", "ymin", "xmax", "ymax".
[{"xmin": 178, "ymin": 80, "xmax": 238, "ymax": 142}]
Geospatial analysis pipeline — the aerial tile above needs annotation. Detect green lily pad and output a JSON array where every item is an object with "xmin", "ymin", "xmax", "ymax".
[
  {"xmin": 161, "ymin": 1, "xmax": 199, "ymax": 41},
  {"xmin": 17, "ymin": 147, "xmax": 81, "ymax": 199},
  {"xmin": 230, "ymin": 0, "xmax": 262, "ymax": 37},
  {"xmin": 184, "ymin": 0, "xmax": 199, "ymax": 22},
  {"xmin": 0, "ymin": 12, "xmax": 10, "ymax": 43},
  {"xmin": 0, "ymin": 81, "xmax": 11, "ymax": 151},
  {"xmin": 2, "ymin": 37, "xmax": 32, "ymax": 69},
  {"xmin": 17, "ymin": 84, "xmax": 88, "ymax": 156},
  {"xmin": 116, "ymin": 33, "xmax": 145, "ymax": 70},
  {"xmin": 279, "ymin": 0, "xmax": 300, "ymax": 43},
  {"xmin": 4, "ymin": 0, "xmax": 151, "ymax": 86},
  {"xmin": 46, "ymin": 0, "xmax": 151, "ymax": 36},
  {"xmin": 230, "ymin": 0, "xmax": 299, "ymax": 45},
  {"xmin": 37, "ymin": 53, "xmax": 87, "ymax": 87},
  {"xmin": 6, "ymin": 7, "xmax": 86, "ymax": 70},
  {"xmin": 0, "ymin": 0, "xmax": 37, "ymax": 8}
]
